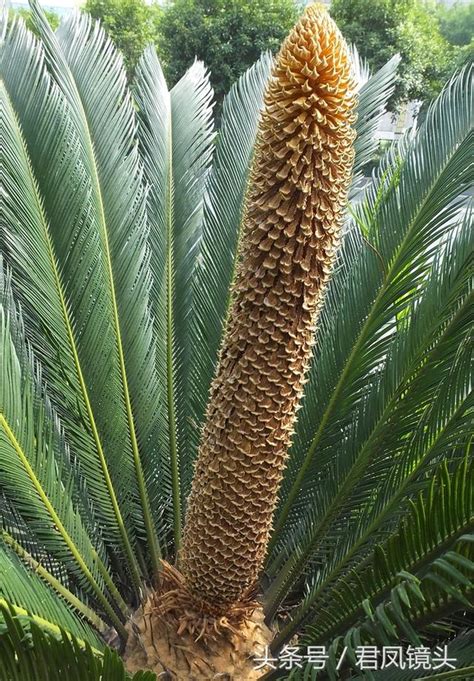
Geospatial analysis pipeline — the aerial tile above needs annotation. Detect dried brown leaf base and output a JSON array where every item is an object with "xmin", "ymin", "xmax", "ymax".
[{"xmin": 124, "ymin": 562, "xmax": 273, "ymax": 680}]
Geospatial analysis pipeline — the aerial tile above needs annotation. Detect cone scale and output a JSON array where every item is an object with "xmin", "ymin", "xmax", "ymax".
[{"xmin": 181, "ymin": 2, "xmax": 356, "ymax": 610}]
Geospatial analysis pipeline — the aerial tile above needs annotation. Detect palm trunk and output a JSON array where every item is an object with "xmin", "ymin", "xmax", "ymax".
[{"xmin": 180, "ymin": 3, "xmax": 356, "ymax": 608}]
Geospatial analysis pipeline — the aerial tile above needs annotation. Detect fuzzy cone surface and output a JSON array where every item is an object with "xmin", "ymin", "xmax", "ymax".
[{"xmin": 180, "ymin": 3, "xmax": 357, "ymax": 607}]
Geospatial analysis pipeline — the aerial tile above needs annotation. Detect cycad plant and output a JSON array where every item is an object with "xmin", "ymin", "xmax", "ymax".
[{"xmin": 1, "ymin": 1, "xmax": 473, "ymax": 679}]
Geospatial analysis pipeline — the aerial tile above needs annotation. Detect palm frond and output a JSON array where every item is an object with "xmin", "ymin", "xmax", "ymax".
[
  {"xmin": 307, "ymin": 536, "xmax": 473, "ymax": 681},
  {"xmin": 189, "ymin": 52, "xmax": 273, "ymax": 473},
  {"xmin": 27, "ymin": 0, "xmax": 162, "ymax": 571},
  {"xmin": 134, "ymin": 48, "xmax": 215, "ymax": 548},
  {"xmin": 0, "ymin": 271, "xmax": 127, "ymax": 636},
  {"xmin": 0, "ymin": 605, "xmax": 154, "ymax": 681},
  {"xmin": 265, "ymin": 458, "xmax": 473, "ymax": 679},
  {"xmin": 293, "ymin": 457, "xmax": 472, "ymax": 647},
  {"xmin": 0, "ymin": 534, "xmax": 104, "ymax": 648},
  {"xmin": 265, "ymin": 201, "xmax": 472, "ymax": 623},
  {"xmin": 1, "ymin": 526, "xmax": 108, "ymax": 635},
  {"xmin": 132, "ymin": 48, "xmax": 174, "ymax": 552},
  {"xmin": 271, "ymin": 64, "xmax": 473, "ymax": 552},
  {"xmin": 0, "ymin": 25, "xmax": 143, "ymax": 591},
  {"xmin": 349, "ymin": 44, "xmax": 371, "ymax": 88},
  {"xmin": 160, "ymin": 57, "xmax": 214, "ymax": 538},
  {"xmin": 351, "ymin": 54, "xmax": 400, "ymax": 182}
]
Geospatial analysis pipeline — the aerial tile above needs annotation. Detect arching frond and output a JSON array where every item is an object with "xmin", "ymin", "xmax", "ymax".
[
  {"xmin": 351, "ymin": 54, "xmax": 400, "ymax": 182},
  {"xmin": 0, "ymin": 605, "xmax": 154, "ymax": 681},
  {"xmin": 272, "ymin": 65, "xmax": 473, "ymax": 553},
  {"xmin": 134, "ymin": 48, "xmax": 215, "ymax": 547},
  {"xmin": 0, "ymin": 535, "xmax": 104, "ymax": 648},
  {"xmin": 27, "ymin": 0, "xmax": 162, "ymax": 572},
  {"xmin": 1, "ymin": 525, "xmax": 108, "ymax": 635},
  {"xmin": 265, "ymin": 201, "xmax": 472, "ymax": 625},
  {"xmin": 188, "ymin": 52, "xmax": 273, "ymax": 474},
  {"xmin": 265, "ymin": 458, "xmax": 473, "ymax": 679},
  {"xmin": 0, "ymin": 272, "xmax": 126, "ymax": 636},
  {"xmin": 0, "ymin": 25, "xmax": 143, "ymax": 591}
]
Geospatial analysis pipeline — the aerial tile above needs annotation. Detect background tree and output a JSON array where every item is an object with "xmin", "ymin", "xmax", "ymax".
[
  {"xmin": 437, "ymin": 0, "xmax": 474, "ymax": 47},
  {"xmin": 9, "ymin": 7, "xmax": 59, "ymax": 33},
  {"xmin": 330, "ymin": 0, "xmax": 452, "ymax": 107},
  {"xmin": 84, "ymin": 0, "xmax": 161, "ymax": 73},
  {"xmin": 157, "ymin": 0, "xmax": 299, "ymax": 110},
  {"xmin": 437, "ymin": 0, "xmax": 474, "ymax": 73},
  {"xmin": 79, "ymin": 0, "xmax": 472, "ymax": 112}
]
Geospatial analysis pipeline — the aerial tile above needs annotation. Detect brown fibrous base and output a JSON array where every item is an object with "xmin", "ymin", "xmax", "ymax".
[{"xmin": 123, "ymin": 561, "xmax": 273, "ymax": 679}]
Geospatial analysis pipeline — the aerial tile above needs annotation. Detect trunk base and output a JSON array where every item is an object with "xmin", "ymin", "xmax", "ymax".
[{"xmin": 123, "ymin": 564, "xmax": 273, "ymax": 679}]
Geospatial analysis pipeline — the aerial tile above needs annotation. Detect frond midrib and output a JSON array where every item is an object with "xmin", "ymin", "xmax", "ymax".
[
  {"xmin": 2, "ymin": 82, "xmax": 142, "ymax": 594},
  {"xmin": 1, "ymin": 530, "xmax": 108, "ymax": 633},
  {"xmin": 166, "ymin": 108, "xmax": 182, "ymax": 549},
  {"xmin": 304, "ymin": 522, "xmax": 473, "ymax": 647},
  {"xmin": 79, "ymin": 90, "xmax": 162, "ymax": 575},
  {"xmin": 271, "ymin": 116, "xmax": 471, "ymax": 546},
  {"xmin": 30, "ymin": 2, "xmax": 161, "ymax": 571},
  {"xmin": 266, "ymin": 286, "xmax": 472, "ymax": 613},
  {"xmin": 288, "ymin": 392, "xmax": 471, "ymax": 632},
  {"xmin": 0, "ymin": 598, "xmax": 104, "ymax": 657},
  {"xmin": 271, "ymin": 460, "xmax": 472, "ymax": 651},
  {"xmin": 0, "ymin": 414, "xmax": 127, "ymax": 639}
]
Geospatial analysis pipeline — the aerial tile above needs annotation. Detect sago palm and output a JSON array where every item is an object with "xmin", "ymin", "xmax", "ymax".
[{"xmin": 0, "ymin": 1, "xmax": 473, "ymax": 679}]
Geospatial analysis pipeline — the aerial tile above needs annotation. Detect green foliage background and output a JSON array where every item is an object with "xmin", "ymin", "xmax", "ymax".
[
  {"xmin": 84, "ymin": 0, "xmax": 162, "ymax": 73},
  {"xmin": 9, "ymin": 6, "xmax": 60, "ymax": 32},
  {"xmin": 330, "ymin": 0, "xmax": 472, "ymax": 108},
  {"xmin": 11, "ymin": 0, "xmax": 473, "ymax": 112},
  {"xmin": 155, "ymin": 0, "xmax": 298, "ymax": 110}
]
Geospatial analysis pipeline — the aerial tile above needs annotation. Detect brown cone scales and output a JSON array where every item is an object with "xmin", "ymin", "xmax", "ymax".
[{"xmin": 180, "ymin": 3, "xmax": 356, "ymax": 608}]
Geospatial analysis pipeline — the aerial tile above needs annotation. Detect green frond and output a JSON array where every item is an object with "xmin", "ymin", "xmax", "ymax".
[
  {"xmin": 0, "ymin": 605, "xmax": 155, "ymax": 681},
  {"xmin": 298, "ymin": 457, "xmax": 473, "ymax": 647},
  {"xmin": 313, "ymin": 538, "xmax": 473, "ymax": 681},
  {"xmin": 1, "ymin": 527, "xmax": 108, "ymax": 635},
  {"xmin": 0, "ymin": 274, "xmax": 126, "ymax": 636},
  {"xmin": 188, "ymin": 52, "xmax": 273, "ymax": 476},
  {"xmin": 132, "ymin": 47, "xmax": 174, "ymax": 553},
  {"xmin": 26, "ymin": 0, "xmax": 162, "ymax": 573},
  {"xmin": 349, "ymin": 44, "xmax": 371, "ymax": 88},
  {"xmin": 1, "ymin": 518, "xmax": 109, "ymax": 635},
  {"xmin": 351, "ymin": 54, "xmax": 400, "ymax": 182},
  {"xmin": 270, "ymin": 64, "xmax": 473, "ymax": 554},
  {"xmin": 54, "ymin": 10, "xmax": 163, "ymax": 568},
  {"xmin": 134, "ymin": 48, "xmax": 215, "ymax": 548},
  {"xmin": 265, "ymin": 204, "xmax": 473, "ymax": 624},
  {"xmin": 0, "ymin": 27, "xmax": 143, "ymax": 591},
  {"xmin": 0, "ymin": 534, "xmax": 104, "ymax": 648},
  {"xmin": 162, "ymin": 58, "xmax": 215, "ymax": 535},
  {"xmin": 265, "ymin": 458, "xmax": 472, "ymax": 679}
]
